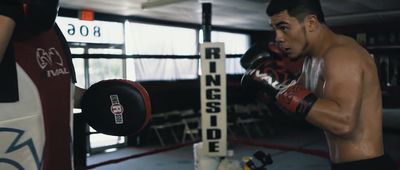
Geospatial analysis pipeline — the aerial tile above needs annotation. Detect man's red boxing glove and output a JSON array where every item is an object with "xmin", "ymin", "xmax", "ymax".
[
  {"xmin": 241, "ymin": 57, "xmax": 317, "ymax": 118},
  {"xmin": 276, "ymin": 83, "xmax": 318, "ymax": 118}
]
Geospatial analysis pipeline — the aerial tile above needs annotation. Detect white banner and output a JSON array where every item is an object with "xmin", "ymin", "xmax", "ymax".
[
  {"xmin": 200, "ymin": 42, "xmax": 227, "ymax": 157},
  {"xmin": 56, "ymin": 17, "xmax": 124, "ymax": 44}
]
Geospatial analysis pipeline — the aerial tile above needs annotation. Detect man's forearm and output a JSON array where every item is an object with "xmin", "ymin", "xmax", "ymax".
[{"xmin": 306, "ymin": 98, "xmax": 358, "ymax": 137}]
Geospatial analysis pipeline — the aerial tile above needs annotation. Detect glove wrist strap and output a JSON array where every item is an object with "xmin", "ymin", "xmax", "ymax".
[{"xmin": 276, "ymin": 84, "xmax": 318, "ymax": 118}]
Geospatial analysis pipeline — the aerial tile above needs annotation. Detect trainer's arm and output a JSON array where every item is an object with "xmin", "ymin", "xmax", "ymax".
[
  {"xmin": 305, "ymin": 47, "xmax": 363, "ymax": 137},
  {"xmin": 74, "ymin": 86, "xmax": 86, "ymax": 108},
  {"xmin": 0, "ymin": 16, "xmax": 16, "ymax": 63}
]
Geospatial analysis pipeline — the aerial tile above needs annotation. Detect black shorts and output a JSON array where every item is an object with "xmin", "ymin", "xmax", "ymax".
[{"xmin": 331, "ymin": 154, "xmax": 398, "ymax": 170}]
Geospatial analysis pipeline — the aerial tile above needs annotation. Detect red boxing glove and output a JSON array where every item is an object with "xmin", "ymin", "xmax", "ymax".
[
  {"xmin": 276, "ymin": 83, "xmax": 318, "ymax": 118},
  {"xmin": 241, "ymin": 57, "xmax": 317, "ymax": 118}
]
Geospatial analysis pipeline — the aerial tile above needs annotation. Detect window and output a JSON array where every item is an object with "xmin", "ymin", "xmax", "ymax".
[
  {"xmin": 125, "ymin": 22, "xmax": 199, "ymax": 80},
  {"xmin": 199, "ymin": 30, "xmax": 249, "ymax": 74},
  {"xmin": 199, "ymin": 30, "xmax": 250, "ymax": 54},
  {"xmin": 88, "ymin": 59, "xmax": 124, "ymax": 85},
  {"xmin": 125, "ymin": 22, "xmax": 197, "ymax": 55},
  {"xmin": 126, "ymin": 58, "xmax": 198, "ymax": 81},
  {"xmin": 57, "ymin": 16, "xmax": 127, "ymax": 154},
  {"xmin": 72, "ymin": 58, "xmax": 85, "ymax": 88},
  {"xmin": 56, "ymin": 17, "xmax": 124, "ymax": 44},
  {"xmin": 226, "ymin": 58, "xmax": 245, "ymax": 74}
]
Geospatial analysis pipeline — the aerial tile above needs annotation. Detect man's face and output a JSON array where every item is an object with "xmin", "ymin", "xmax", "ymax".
[{"xmin": 270, "ymin": 10, "xmax": 308, "ymax": 58}]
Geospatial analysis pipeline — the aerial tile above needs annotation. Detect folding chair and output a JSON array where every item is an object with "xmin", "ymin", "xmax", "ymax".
[
  {"xmin": 150, "ymin": 110, "xmax": 182, "ymax": 146},
  {"xmin": 180, "ymin": 109, "xmax": 201, "ymax": 142}
]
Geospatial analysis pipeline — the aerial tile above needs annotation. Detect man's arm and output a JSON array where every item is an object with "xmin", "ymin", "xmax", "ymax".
[
  {"xmin": 0, "ymin": 16, "xmax": 16, "ymax": 63},
  {"xmin": 306, "ymin": 46, "xmax": 364, "ymax": 137}
]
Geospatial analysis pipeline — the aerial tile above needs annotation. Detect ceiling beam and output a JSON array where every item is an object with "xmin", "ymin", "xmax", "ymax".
[
  {"xmin": 327, "ymin": 9, "xmax": 400, "ymax": 20},
  {"xmin": 141, "ymin": 0, "xmax": 188, "ymax": 9}
]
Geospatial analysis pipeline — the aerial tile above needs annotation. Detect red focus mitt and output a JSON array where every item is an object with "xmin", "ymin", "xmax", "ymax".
[{"xmin": 81, "ymin": 79, "xmax": 152, "ymax": 136}]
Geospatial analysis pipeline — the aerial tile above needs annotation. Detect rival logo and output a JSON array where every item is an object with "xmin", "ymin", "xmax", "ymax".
[
  {"xmin": 251, "ymin": 69, "xmax": 296, "ymax": 92},
  {"xmin": 110, "ymin": 95, "xmax": 124, "ymax": 124},
  {"xmin": 36, "ymin": 47, "xmax": 69, "ymax": 78}
]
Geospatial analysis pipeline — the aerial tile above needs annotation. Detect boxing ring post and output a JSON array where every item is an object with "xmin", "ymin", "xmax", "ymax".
[
  {"xmin": 197, "ymin": 1, "xmax": 228, "ymax": 169},
  {"xmin": 202, "ymin": 2, "xmax": 212, "ymax": 43}
]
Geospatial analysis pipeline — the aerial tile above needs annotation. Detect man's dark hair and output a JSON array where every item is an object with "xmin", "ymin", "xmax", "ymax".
[{"xmin": 266, "ymin": 0, "xmax": 325, "ymax": 23}]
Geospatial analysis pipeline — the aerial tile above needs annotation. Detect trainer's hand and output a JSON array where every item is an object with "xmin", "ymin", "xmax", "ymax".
[
  {"xmin": 74, "ymin": 86, "xmax": 85, "ymax": 108},
  {"xmin": 241, "ymin": 57, "xmax": 317, "ymax": 118}
]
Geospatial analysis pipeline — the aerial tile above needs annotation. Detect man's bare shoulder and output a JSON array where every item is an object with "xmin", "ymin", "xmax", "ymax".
[
  {"xmin": 323, "ymin": 36, "xmax": 369, "ymax": 68},
  {"xmin": 320, "ymin": 39, "xmax": 370, "ymax": 80}
]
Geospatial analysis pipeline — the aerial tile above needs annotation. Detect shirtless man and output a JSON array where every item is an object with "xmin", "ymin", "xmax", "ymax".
[{"xmin": 241, "ymin": 0, "xmax": 398, "ymax": 169}]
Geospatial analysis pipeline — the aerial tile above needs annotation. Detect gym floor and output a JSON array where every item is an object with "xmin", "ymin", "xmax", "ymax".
[{"xmin": 86, "ymin": 109, "xmax": 400, "ymax": 170}]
